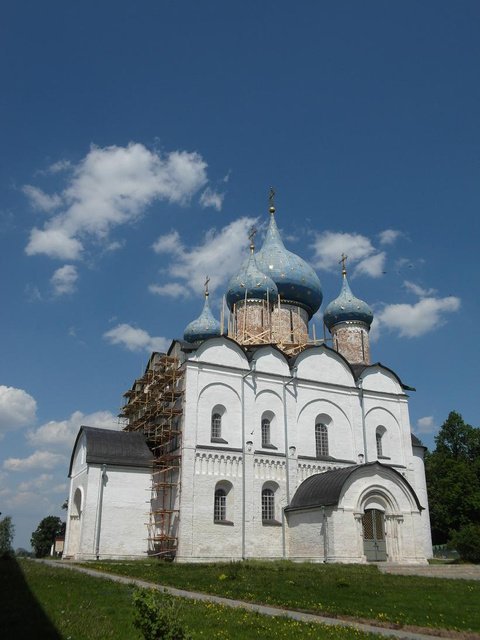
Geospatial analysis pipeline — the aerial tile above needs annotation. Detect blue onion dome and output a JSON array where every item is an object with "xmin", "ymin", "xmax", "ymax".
[
  {"xmin": 183, "ymin": 281, "xmax": 221, "ymax": 343},
  {"xmin": 254, "ymin": 204, "xmax": 323, "ymax": 318},
  {"xmin": 323, "ymin": 265, "xmax": 374, "ymax": 331},
  {"xmin": 225, "ymin": 239, "xmax": 278, "ymax": 311}
]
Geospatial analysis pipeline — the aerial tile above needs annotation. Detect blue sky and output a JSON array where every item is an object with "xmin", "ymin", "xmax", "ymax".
[{"xmin": 1, "ymin": 1, "xmax": 479, "ymax": 550}]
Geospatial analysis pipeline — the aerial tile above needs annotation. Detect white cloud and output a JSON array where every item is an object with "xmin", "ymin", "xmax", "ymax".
[
  {"xmin": 354, "ymin": 252, "xmax": 386, "ymax": 278},
  {"xmin": 3, "ymin": 450, "xmax": 65, "ymax": 472},
  {"xmin": 312, "ymin": 231, "xmax": 376, "ymax": 272},
  {"xmin": 22, "ymin": 185, "xmax": 62, "ymax": 212},
  {"xmin": 47, "ymin": 159, "xmax": 72, "ymax": 174},
  {"xmin": 27, "ymin": 409, "xmax": 118, "ymax": 450},
  {"xmin": 416, "ymin": 416, "xmax": 435, "ymax": 434},
  {"xmin": 18, "ymin": 474, "xmax": 53, "ymax": 492},
  {"xmin": 51, "ymin": 264, "xmax": 78, "ymax": 296},
  {"xmin": 35, "ymin": 159, "xmax": 72, "ymax": 176},
  {"xmin": 376, "ymin": 296, "xmax": 461, "ymax": 338},
  {"xmin": 104, "ymin": 323, "xmax": 170, "ymax": 353},
  {"xmin": 403, "ymin": 280, "xmax": 437, "ymax": 298},
  {"xmin": 199, "ymin": 187, "xmax": 224, "ymax": 211},
  {"xmin": 149, "ymin": 282, "xmax": 187, "ymax": 298},
  {"xmin": 27, "ymin": 227, "xmax": 83, "ymax": 260},
  {"xmin": 152, "ymin": 230, "xmax": 182, "ymax": 254},
  {"xmin": 151, "ymin": 216, "xmax": 256, "ymax": 295},
  {"xmin": 378, "ymin": 229, "xmax": 403, "ymax": 245},
  {"xmin": 0, "ymin": 386, "xmax": 37, "ymax": 438},
  {"xmin": 25, "ymin": 143, "xmax": 210, "ymax": 260}
]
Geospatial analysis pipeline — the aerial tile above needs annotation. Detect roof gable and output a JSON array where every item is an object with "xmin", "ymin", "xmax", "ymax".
[
  {"xmin": 188, "ymin": 336, "xmax": 249, "ymax": 369},
  {"xmin": 294, "ymin": 344, "xmax": 354, "ymax": 386},
  {"xmin": 68, "ymin": 426, "xmax": 153, "ymax": 476}
]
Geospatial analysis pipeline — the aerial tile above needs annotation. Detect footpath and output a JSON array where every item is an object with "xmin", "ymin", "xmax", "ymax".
[{"xmin": 40, "ymin": 560, "xmax": 479, "ymax": 640}]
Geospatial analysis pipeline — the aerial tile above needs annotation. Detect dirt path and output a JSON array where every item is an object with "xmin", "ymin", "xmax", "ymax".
[{"xmin": 378, "ymin": 564, "xmax": 480, "ymax": 580}]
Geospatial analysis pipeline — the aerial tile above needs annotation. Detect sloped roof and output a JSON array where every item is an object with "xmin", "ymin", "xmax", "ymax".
[
  {"xmin": 411, "ymin": 433, "xmax": 427, "ymax": 449},
  {"xmin": 68, "ymin": 426, "xmax": 153, "ymax": 476},
  {"xmin": 286, "ymin": 461, "xmax": 423, "ymax": 512}
]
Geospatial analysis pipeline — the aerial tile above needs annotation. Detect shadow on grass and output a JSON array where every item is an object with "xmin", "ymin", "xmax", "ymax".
[{"xmin": 0, "ymin": 556, "xmax": 62, "ymax": 639}]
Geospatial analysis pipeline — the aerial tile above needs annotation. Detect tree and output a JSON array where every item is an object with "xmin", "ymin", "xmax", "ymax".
[
  {"xmin": 426, "ymin": 411, "xmax": 480, "ymax": 546},
  {"xmin": 31, "ymin": 516, "xmax": 64, "ymax": 558},
  {"xmin": 0, "ymin": 516, "xmax": 15, "ymax": 557}
]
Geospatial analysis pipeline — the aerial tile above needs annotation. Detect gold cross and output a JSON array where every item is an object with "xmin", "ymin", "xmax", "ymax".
[
  {"xmin": 269, "ymin": 187, "xmax": 275, "ymax": 205},
  {"xmin": 248, "ymin": 226, "xmax": 257, "ymax": 244},
  {"xmin": 204, "ymin": 275, "xmax": 210, "ymax": 296},
  {"xmin": 339, "ymin": 253, "xmax": 348, "ymax": 274}
]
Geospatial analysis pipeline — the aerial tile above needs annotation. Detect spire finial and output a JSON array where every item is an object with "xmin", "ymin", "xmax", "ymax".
[
  {"xmin": 268, "ymin": 186, "xmax": 276, "ymax": 214},
  {"xmin": 204, "ymin": 275, "xmax": 210, "ymax": 297},
  {"xmin": 339, "ymin": 253, "xmax": 348, "ymax": 276},
  {"xmin": 248, "ymin": 226, "xmax": 257, "ymax": 254}
]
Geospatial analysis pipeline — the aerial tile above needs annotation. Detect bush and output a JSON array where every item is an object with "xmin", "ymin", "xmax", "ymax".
[
  {"xmin": 449, "ymin": 523, "xmax": 480, "ymax": 564},
  {"xmin": 132, "ymin": 588, "xmax": 191, "ymax": 640}
]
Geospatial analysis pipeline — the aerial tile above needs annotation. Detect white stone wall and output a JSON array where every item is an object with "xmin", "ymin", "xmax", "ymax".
[
  {"xmin": 286, "ymin": 508, "xmax": 327, "ymax": 562},
  {"xmin": 65, "ymin": 461, "xmax": 151, "ymax": 560},
  {"xmin": 411, "ymin": 445, "xmax": 433, "ymax": 559},
  {"xmin": 176, "ymin": 339, "xmax": 432, "ymax": 564}
]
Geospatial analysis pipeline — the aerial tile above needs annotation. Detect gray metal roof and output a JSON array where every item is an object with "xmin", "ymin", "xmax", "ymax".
[
  {"xmin": 411, "ymin": 433, "xmax": 426, "ymax": 449},
  {"xmin": 68, "ymin": 426, "xmax": 153, "ymax": 476},
  {"xmin": 286, "ymin": 461, "xmax": 423, "ymax": 512}
]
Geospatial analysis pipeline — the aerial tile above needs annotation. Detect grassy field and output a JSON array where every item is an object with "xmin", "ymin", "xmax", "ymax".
[
  {"xmin": 0, "ymin": 557, "xmax": 380, "ymax": 640},
  {"xmin": 81, "ymin": 559, "xmax": 480, "ymax": 634}
]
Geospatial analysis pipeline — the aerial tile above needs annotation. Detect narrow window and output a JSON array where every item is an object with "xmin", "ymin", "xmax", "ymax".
[
  {"xmin": 261, "ymin": 418, "xmax": 271, "ymax": 447},
  {"xmin": 315, "ymin": 422, "xmax": 328, "ymax": 457},
  {"xmin": 376, "ymin": 430, "xmax": 383, "ymax": 457},
  {"xmin": 211, "ymin": 413, "xmax": 222, "ymax": 439},
  {"xmin": 214, "ymin": 488, "xmax": 226, "ymax": 522},
  {"xmin": 262, "ymin": 488, "xmax": 275, "ymax": 521}
]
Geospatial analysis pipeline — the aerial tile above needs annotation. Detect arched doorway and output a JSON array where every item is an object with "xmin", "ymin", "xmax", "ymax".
[{"xmin": 362, "ymin": 508, "xmax": 386, "ymax": 561}]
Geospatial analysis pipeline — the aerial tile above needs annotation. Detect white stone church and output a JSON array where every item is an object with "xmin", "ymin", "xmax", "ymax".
[{"xmin": 64, "ymin": 198, "xmax": 432, "ymax": 564}]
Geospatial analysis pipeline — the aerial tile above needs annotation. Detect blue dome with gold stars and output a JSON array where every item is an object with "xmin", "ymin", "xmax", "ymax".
[
  {"xmin": 323, "ymin": 272, "xmax": 373, "ymax": 331},
  {"xmin": 254, "ymin": 208, "xmax": 322, "ymax": 318},
  {"xmin": 184, "ymin": 290, "xmax": 221, "ymax": 343},
  {"xmin": 226, "ymin": 246, "xmax": 278, "ymax": 311}
]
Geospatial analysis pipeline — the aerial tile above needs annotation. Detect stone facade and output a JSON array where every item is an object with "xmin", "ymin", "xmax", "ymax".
[
  {"xmin": 174, "ymin": 337, "xmax": 432, "ymax": 564},
  {"xmin": 64, "ymin": 440, "xmax": 151, "ymax": 560},
  {"xmin": 331, "ymin": 321, "xmax": 371, "ymax": 365}
]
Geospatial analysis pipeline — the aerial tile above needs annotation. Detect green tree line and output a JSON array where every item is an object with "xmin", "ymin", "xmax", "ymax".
[{"xmin": 425, "ymin": 411, "xmax": 480, "ymax": 562}]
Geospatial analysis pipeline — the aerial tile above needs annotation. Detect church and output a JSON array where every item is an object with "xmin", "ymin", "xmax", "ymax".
[{"xmin": 64, "ymin": 196, "xmax": 433, "ymax": 564}]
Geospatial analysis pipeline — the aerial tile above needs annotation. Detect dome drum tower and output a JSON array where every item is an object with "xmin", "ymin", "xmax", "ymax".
[
  {"xmin": 323, "ymin": 256, "xmax": 374, "ymax": 366},
  {"xmin": 184, "ymin": 195, "xmax": 375, "ymax": 365},
  {"xmin": 330, "ymin": 321, "xmax": 371, "ymax": 365},
  {"xmin": 222, "ymin": 203, "xmax": 323, "ymax": 354},
  {"xmin": 270, "ymin": 300, "xmax": 309, "ymax": 348}
]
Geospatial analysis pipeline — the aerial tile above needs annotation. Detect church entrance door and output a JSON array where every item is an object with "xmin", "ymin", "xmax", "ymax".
[{"xmin": 362, "ymin": 509, "xmax": 386, "ymax": 562}]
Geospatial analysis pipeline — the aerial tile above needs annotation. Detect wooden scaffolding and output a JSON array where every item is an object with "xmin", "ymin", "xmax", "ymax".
[
  {"xmin": 120, "ymin": 352, "xmax": 184, "ymax": 558},
  {"xmin": 227, "ymin": 297, "xmax": 324, "ymax": 356}
]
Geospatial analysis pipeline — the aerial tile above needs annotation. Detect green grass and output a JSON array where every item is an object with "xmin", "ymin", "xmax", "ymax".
[
  {"xmin": 0, "ymin": 557, "xmax": 379, "ymax": 639},
  {"xmin": 81, "ymin": 559, "xmax": 480, "ymax": 634}
]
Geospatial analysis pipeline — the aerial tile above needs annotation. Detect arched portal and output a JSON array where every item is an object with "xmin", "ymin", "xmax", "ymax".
[{"xmin": 362, "ymin": 508, "xmax": 386, "ymax": 561}]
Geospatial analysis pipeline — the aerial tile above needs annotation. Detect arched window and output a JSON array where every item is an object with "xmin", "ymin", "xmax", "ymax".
[
  {"xmin": 214, "ymin": 488, "xmax": 226, "ymax": 522},
  {"xmin": 211, "ymin": 413, "xmax": 222, "ymax": 439},
  {"xmin": 376, "ymin": 427, "xmax": 386, "ymax": 458},
  {"xmin": 315, "ymin": 422, "xmax": 329, "ymax": 458},
  {"xmin": 213, "ymin": 481, "xmax": 233, "ymax": 524},
  {"xmin": 261, "ymin": 418, "xmax": 271, "ymax": 447},
  {"xmin": 73, "ymin": 487, "xmax": 82, "ymax": 519},
  {"xmin": 262, "ymin": 488, "xmax": 275, "ymax": 521}
]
